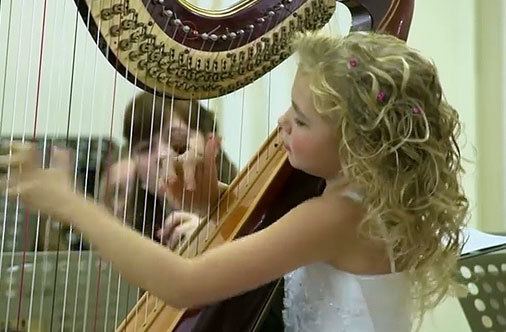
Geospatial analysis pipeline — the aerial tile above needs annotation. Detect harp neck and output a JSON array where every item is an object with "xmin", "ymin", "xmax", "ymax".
[{"xmin": 343, "ymin": 0, "xmax": 414, "ymax": 40}]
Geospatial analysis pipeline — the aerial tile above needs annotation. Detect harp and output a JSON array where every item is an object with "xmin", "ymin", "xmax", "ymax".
[{"xmin": 0, "ymin": 0, "xmax": 414, "ymax": 331}]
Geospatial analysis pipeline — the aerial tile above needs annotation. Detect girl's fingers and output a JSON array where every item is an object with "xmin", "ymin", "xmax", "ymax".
[
  {"xmin": 0, "ymin": 142, "xmax": 37, "ymax": 170},
  {"xmin": 50, "ymin": 147, "xmax": 74, "ymax": 173}
]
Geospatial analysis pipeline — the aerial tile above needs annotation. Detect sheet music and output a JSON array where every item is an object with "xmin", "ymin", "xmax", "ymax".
[{"xmin": 461, "ymin": 227, "xmax": 506, "ymax": 255}]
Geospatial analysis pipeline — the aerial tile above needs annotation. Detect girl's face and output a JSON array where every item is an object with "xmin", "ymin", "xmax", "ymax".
[{"xmin": 278, "ymin": 69, "xmax": 341, "ymax": 179}]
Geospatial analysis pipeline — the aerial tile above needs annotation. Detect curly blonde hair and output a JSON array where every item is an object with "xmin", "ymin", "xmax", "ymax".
[{"xmin": 293, "ymin": 32, "xmax": 469, "ymax": 321}]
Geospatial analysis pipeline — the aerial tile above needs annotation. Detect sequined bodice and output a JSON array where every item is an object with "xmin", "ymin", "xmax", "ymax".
[{"xmin": 283, "ymin": 263, "xmax": 412, "ymax": 332}]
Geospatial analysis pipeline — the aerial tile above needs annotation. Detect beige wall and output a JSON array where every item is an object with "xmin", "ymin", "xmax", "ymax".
[
  {"xmin": 409, "ymin": 0, "xmax": 478, "ymax": 229},
  {"xmin": 408, "ymin": 2, "xmax": 475, "ymax": 331},
  {"xmin": 476, "ymin": 0, "xmax": 506, "ymax": 233},
  {"xmin": 409, "ymin": 0, "xmax": 505, "ymax": 331}
]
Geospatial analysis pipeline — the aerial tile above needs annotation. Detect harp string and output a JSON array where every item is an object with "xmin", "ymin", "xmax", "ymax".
[
  {"xmin": 158, "ymin": 90, "xmax": 176, "ymax": 249},
  {"xmin": 152, "ymin": 89, "xmax": 166, "ymax": 244},
  {"xmin": 10, "ymin": 0, "xmax": 49, "ymax": 330},
  {"xmin": 206, "ymin": 102, "xmax": 219, "ymax": 242},
  {"xmin": 116, "ymin": 71, "xmax": 139, "ymax": 328},
  {"xmin": 182, "ymin": 99, "xmax": 196, "ymax": 250},
  {"xmin": 87, "ymin": 3, "xmax": 111, "ymax": 330},
  {"xmin": 121, "ymin": 4, "xmax": 150, "ymax": 323},
  {"xmin": 0, "ymin": 0, "xmax": 14, "ymax": 135},
  {"xmin": 24, "ymin": 2, "xmax": 42, "ymax": 323},
  {"xmin": 6, "ymin": 0, "xmax": 33, "ymax": 330},
  {"xmin": 105, "ymin": 1, "xmax": 140, "ymax": 328},
  {"xmin": 214, "ymin": 100, "xmax": 226, "ymax": 241},
  {"xmin": 137, "ymin": 84, "xmax": 159, "ymax": 323},
  {"xmin": 28, "ymin": 1, "xmax": 46, "ymax": 328},
  {"xmin": 69, "ymin": 1, "xmax": 102, "ymax": 329},
  {"xmin": 114, "ymin": 0, "xmax": 153, "ymax": 328},
  {"xmin": 51, "ymin": 2, "xmax": 78, "ymax": 329},
  {"xmin": 151, "ymin": 88, "xmax": 168, "ymax": 311},
  {"xmin": 44, "ymin": 0, "xmax": 78, "ymax": 330},
  {"xmin": 60, "ymin": 1, "xmax": 119, "ymax": 330},
  {"xmin": 4, "ymin": 1, "xmax": 25, "ymax": 328}
]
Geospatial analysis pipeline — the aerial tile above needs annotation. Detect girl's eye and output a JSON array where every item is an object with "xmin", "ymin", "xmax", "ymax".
[{"xmin": 294, "ymin": 118, "xmax": 306, "ymax": 126}]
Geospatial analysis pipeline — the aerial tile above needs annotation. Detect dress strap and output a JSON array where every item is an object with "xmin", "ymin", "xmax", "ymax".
[
  {"xmin": 387, "ymin": 245, "xmax": 396, "ymax": 273},
  {"xmin": 341, "ymin": 189, "xmax": 364, "ymax": 203},
  {"xmin": 341, "ymin": 189, "xmax": 397, "ymax": 273}
]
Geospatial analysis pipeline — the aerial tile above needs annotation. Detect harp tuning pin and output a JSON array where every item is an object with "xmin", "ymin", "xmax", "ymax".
[
  {"xmin": 162, "ymin": 9, "xmax": 173, "ymax": 17},
  {"xmin": 210, "ymin": 34, "xmax": 218, "ymax": 41},
  {"xmin": 156, "ymin": 0, "xmax": 165, "ymax": 3},
  {"xmin": 221, "ymin": 34, "xmax": 227, "ymax": 40},
  {"xmin": 278, "ymin": 4, "xmax": 285, "ymax": 9},
  {"xmin": 256, "ymin": 18, "xmax": 265, "ymax": 23},
  {"xmin": 192, "ymin": 30, "xmax": 199, "ymax": 36},
  {"xmin": 174, "ymin": 18, "xmax": 182, "ymax": 26},
  {"xmin": 268, "ymin": 11, "xmax": 275, "ymax": 16},
  {"xmin": 237, "ymin": 29, "xmax": 245, "ymax": 35},
  {"xmin": 183, "ymin": 25, "xmax": 191, "ymax": 33},
  {"xmin": 201, "ymin": 33, "xmax": 209, "ymax": 40},
  {"xmin": 229, "ymin": 32, "xmax": 237, "ymax": 39},
  {"xmin": 247, "ymin": 24, "xmax": 254, "ymax": 30}
]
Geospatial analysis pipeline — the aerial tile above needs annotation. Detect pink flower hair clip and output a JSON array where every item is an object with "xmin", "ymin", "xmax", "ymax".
[
  {"xmin": 347, "ymin": 57, "xmax": 358, "ymax": 69},
  {"xmin": 376, "ymin": 90, "xmax": 387, "ymax": 103},
  {"xmin": 412, "ymin": 106, "xmax": 423, "ymax": 115}
]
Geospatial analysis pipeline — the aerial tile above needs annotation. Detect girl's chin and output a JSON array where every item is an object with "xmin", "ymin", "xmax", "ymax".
[
  {"xmin": 287, "ymin": 154, "xmax": 299, "ymax": 169},
  {"xmin": 286, "ymin": 157, "xmax": 316, "ymax": 177}
]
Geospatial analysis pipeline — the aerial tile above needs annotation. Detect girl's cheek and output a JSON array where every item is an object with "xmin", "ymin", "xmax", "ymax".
[{"xmin": 289, "ymin": 135, "xmax": 307, "ymax": 153}]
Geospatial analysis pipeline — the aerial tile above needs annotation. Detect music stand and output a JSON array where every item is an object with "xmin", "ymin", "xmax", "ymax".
[{"xmin": 457, "ymin": 228, "xmax": 506, "ymax": 332}]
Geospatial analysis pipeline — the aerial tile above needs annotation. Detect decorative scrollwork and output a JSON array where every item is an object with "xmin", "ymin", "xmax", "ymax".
[{"xmin": 82, "ymin": 0, "xmax": 335, "ymax": 99}]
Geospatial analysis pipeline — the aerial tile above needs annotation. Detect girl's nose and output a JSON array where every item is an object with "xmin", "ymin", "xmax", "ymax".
[{"xmin": 277, "ymin": 113, "xmax": 291, "ymax": 134}]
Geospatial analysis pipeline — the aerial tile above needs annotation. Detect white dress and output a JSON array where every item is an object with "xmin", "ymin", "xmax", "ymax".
[
  {"xmin": 282, "ymin": 190, "xmax": 413, "ymax": 331},
  {"xmin": 282, "ymin": 263, "xmax": 412, "ymax": 331}
]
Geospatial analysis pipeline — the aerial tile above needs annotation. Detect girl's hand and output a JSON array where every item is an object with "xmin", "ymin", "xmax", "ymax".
[
  {"xmin": 157, "ymin": 210, "xmax": 201, "ymax": 250},
  {"xmin": 159, "ymin": 136, "xmax": 221, "ymax": 216},
  {"xmin": 0, "ymin": 142, "xmax": 77, "ymax": 220}
]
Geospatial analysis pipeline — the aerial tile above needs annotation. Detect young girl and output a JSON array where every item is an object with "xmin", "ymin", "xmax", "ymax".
[{"xmin": 0, "ymin": 31, "xmax": 468, "ymax": 331}]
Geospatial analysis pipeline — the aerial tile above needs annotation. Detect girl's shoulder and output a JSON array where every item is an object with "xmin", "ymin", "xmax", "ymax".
[{"xmin": 304, "ymin": 190, "xmax": 365, "ymax": 229}]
